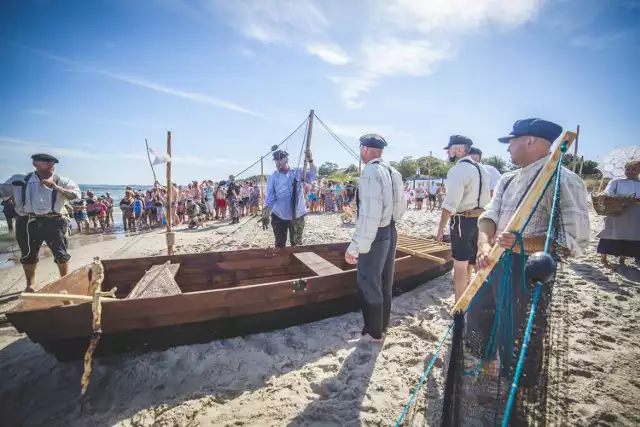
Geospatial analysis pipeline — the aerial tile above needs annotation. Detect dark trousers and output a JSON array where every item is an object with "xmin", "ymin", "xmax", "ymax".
[
  {"xmin": 356, "ymin": 221, "xmax": 397, "ymax": 339},
  {"xmin": 271, "ymin": 213, "xmax": 305, "ymax": 248},
  {"xmin": 15, "ymin": 215, "xmax": 70, "ymax": 265}
]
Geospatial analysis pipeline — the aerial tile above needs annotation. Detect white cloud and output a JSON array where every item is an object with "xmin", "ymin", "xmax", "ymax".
[
  {"xmin": 0, "ymin": 136, "xmax": 99, "ymax": 159},
  {"xmin": 20, "ymin": 45, "xmax": 265, "ymax": 118},
  {"xmin": 216, "ymin": 0, "xmax": 329, "ymax": 45},
  {"xmin": 306, "ymin": 43, "xmax": 351, "ymax": 65}
]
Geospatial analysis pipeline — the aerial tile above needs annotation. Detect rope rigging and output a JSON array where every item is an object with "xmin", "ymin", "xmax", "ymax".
[{"xmin": 313, "ymin": 113, "xmax": 360, "ymax": 161}]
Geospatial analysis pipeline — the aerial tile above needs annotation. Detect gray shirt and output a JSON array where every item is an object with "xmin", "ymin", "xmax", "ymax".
[{"xmin": 0, "ymin": 172, "xmax": 81, "ymax": 216}]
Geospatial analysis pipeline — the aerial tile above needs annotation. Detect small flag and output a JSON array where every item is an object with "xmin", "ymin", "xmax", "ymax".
[{"xmin": 148, "ymin": 147, "xmax": 171, "ymax": 165}]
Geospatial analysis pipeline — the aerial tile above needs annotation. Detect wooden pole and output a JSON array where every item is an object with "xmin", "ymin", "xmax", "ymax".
[
  {"xmin": 301, "ymin": 110, "xmax": 314, "ymax": 178},
  {"xmin": 578, "ymin": 154, "xmax": 584, "ymax": 178},
  {"xmin": 451, "ymin": 131, "xmax": 578, "ymax": 314},
  {"xmin": 144, "ymin": 138, "xmax": 158, "ymax": 183},
  {"xmin": 358, "ymin": 159, "xmax": 362, "ymax": 175},
  {"xmin": 166, "ymin": 131, "xmax": 174, "ymax": 256},
  {"xmin": 260, "ymin": 156, "xmax": 265, "ymax": 213},
  {"xmin": 572, "ymin": 125, "xmax": 580, "ymax": 172}
]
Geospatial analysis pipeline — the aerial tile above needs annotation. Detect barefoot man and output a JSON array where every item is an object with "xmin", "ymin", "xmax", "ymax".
[
  {"xmin": 345, "ymin": 134, "xmax": 405, "ymax": 342},
  {"xmin": 0, "ymin": 154, "xmax": 80, "ymax": 292},
  {"xmin": 436, "ymin": 135, "xmax": 491, "ymax": 301}
]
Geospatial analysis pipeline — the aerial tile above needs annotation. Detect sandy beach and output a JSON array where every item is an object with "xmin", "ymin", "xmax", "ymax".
[{"xmin": 0, "ymin": 209, "xmax": 638, "ymax": 426}]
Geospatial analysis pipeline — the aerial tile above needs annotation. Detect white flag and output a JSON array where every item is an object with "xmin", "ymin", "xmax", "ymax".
[{"xmin": 148, "ymin": 147, "xmax": 171, "ymax": 165}]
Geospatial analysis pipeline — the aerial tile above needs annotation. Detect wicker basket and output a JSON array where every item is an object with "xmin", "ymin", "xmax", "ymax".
[{"xmin": 591, "ymin": 193, "xmax": 636, "ymax": 216}]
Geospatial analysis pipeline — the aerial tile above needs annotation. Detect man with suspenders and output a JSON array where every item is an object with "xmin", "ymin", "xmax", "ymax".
[
  {"xmin": 346, "ymin": 134, "xmax": 406, "ymax": 343},
  {"xmin": 436, "ymin": 135, "xmax": 491, "ymax": 302},
  {"xmin": 0, "ymin": 154, "xmax": 81, "ymax": 292}
]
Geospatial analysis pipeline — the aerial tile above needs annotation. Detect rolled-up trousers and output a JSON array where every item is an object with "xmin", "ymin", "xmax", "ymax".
[{"xmin": 356, "ymin": 221, "xmax": 397, "ymax": 339}]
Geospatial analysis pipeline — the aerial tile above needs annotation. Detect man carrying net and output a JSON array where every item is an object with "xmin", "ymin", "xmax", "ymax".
[{"xmin": 459, "ymin": 118, "xmax": 590, "ymax": 425}]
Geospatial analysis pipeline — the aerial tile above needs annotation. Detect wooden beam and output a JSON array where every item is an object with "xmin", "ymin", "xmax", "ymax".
[
  {"xmin": 451, "ymin": 131, "xmax": 577, "ymax": 314},
  {"xmin": 20, "ymin": 293, "xmax": 117, "ymax": 303},
  {"xmin": 397, "ymin": 248, "xmax": 446, "ymax": 264}
]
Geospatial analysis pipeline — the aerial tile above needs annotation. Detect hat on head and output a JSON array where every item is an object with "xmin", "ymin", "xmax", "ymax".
[
  {"xmin": 443, "ymin": 135, "xmax": 473, "ymax": 150},
  {"xmin": 31, "ymin": 153, "xmax": 59, "ymax": 163},
  {"xmin": 498, "ymin": 118, "xmax": 563, "ymax": 144},
  {"xmin": 359, "ymin": 134, "xmax": 387, "ymax": 149},
  {"xmin": 469, "ymin": 147, "xmax": 483, "ymax": 157},
  {"xmin": 272, "ymin": 149, "xmax": 289, "ymax": 160}
]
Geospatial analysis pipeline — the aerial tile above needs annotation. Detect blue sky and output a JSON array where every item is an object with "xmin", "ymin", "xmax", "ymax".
[{"xmin": 1, "ymin": 0, "xmax": 638, "ymax": 185}]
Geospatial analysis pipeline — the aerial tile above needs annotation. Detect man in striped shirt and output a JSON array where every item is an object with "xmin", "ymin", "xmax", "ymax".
[{"xmin": 346, "ymin": 134, "xmax": 406, "ymax": 342}]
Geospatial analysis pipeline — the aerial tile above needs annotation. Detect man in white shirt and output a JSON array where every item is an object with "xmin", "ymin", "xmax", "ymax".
[
  {"xmin": 0, "ymin": 153, "xmax": 81, "ymax": 292},
  {"xmin": 345, "ymin": 134, "xmax": 405, "ymax": 342},
  {"xmin": 469, "ymin": 147, "xmax": 502, "ymax": 198},
  {"xmin": 436, "ymin": 136, "xmax": 491, "ymax": 302}
]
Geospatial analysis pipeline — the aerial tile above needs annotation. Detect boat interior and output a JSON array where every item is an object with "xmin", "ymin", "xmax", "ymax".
[{"xmin": 14, "ymin": 241, "xmax": 450, "ymax": 312}]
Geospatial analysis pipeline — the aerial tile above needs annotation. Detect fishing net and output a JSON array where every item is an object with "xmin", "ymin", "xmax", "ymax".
[
  {"xmin": 127, "ymin": 262, "xmax": 182, "ymax": 299},
  {"xmin": 397, "ymin": 142, "xmax": 572, "ymax": 427}
]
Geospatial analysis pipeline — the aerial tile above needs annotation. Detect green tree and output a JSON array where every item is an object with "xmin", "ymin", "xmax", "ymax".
[
  {"xmin": 390, "ymin": 156, "xmax": 419, "ymax": 180},
  {"xmin": 318, "ymin": 162, "xmax": 339, "ymax": 176},
  {"xmin": 581, "ymin": 160, "xmax": 599, "ymax": 176},
  {"xmin": 483, "ymin": 155, "xmax": 512, "ymax": 174},
  {"xmin": 344, "ymin": 164, "xmax": 358, "ymax": 174}
]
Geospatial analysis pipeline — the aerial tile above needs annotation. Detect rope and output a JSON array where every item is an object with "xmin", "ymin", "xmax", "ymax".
[
  {"xmin": 232, "ymin": 115, "xmax": 309, "ymax": 179},
  {"xmin": 313, "ymin": 113, "xmax": 360, "ymax": 161}
]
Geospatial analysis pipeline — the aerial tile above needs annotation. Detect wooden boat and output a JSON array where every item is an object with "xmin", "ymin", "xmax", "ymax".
[{"xmin": 6, "ymin": 241, "xmax": 452, "ymax": 362}]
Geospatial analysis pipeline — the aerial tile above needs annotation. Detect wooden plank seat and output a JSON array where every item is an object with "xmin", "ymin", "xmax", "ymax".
[
  {"xmin": 126, "ymin": 262, "xmax": 182, "ymax": 299},
  {"xmin": 293, "ymin": 252, "xmax": 343, "ymax": 276}
]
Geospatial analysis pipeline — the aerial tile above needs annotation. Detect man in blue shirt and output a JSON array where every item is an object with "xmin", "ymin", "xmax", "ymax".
[{"xmin": 261, "ymin": 149, "xmax": 317, "ymax": 248}]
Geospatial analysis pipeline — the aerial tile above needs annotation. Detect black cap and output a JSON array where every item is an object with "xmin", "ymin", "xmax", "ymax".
[
  {"xmin": 498, "ymin": 118, "xmax": 563, "ymax": 144},
  {"xmin": 444, "ymin": 135, "xmax": 473, "ymax": 149},
  {"xmin": 359, "ymin": 134, "xmax": 387, "ymax": 149},
  {"xmin": 273, "ymin": 149, "xmax": 289, "ymax": 160},
  {"xmin": 469, "ymin": 147, "xmax": 482, "ymax": 157},
  {"xmin": 31, "ymin": 153, "xmax": 59, "ymax": 163}
]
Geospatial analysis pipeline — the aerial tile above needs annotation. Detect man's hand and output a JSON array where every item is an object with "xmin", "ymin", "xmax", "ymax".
[
  {"xmin": 345, "ymin": 252, "xmax": 357, "ymax": 264},
  {"xmin": 436, "ymin": 228, "xmax": 444, "ymax": 243},
  {"xmin": 475, "ymin": 242, "xmax": 494, "ymax": 270},
  {"xmin": 260, "ymin": 216, "xmax": 270, "ymax": 230},
  {"xmin": 496, "ymin": 232, "xmax": 516, "ymax": 249},
  {"xmin": 40, "ymin": 177, "xmax": 56, "ymax": 189}
]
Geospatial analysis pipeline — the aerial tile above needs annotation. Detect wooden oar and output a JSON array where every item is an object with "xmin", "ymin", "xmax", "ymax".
[{"xmin": 451, "ymin": 131, "xmax": 577, "ymax": 314}]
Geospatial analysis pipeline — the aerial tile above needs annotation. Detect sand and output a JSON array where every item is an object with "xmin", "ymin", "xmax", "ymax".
[{"xmin": 0, "ymin": 209, "xmax": 638, "ymax": 426}]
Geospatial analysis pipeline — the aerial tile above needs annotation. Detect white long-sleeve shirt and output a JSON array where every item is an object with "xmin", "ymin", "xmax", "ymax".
[
  {"xmin": 441, "ymin": 156, "xmax": 491, "ymax": 214},
  {"xmin": 1, "ymin": 172, "xmax": 80, "ymax": 216},
  {"xmin": 347, "ymin": 158, "xmax": 404, "ymax": 257},
  {"xmin": 479, "ymin": 156, "xmax": 590, "ymax": 256}
]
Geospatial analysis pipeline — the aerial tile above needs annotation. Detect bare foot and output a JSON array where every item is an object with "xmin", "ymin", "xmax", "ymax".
[
  {"xmin": 24, "ymin": 287, "xmax": 34, "ymax": 293},
  {"xmin": 619, "ymin": 256, "xmax": 627, "ymax": 267},
  {"xmin": 360, "ymin": 333, "xmax": 384, "ymax": 343},
  {"xmin": 600, "ymin": 254, "xmax": 609, "ymax": 265}
]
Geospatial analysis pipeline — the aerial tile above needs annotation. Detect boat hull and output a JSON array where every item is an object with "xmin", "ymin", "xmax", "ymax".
[{"xmin": 7, "ymin": 243, "xmax": 452, "ymax": 362}]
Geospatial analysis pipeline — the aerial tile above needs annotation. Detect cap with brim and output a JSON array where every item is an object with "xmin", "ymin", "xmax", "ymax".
[
  {"xmin": 443, "ymin": 135, "xmax": 473, "ymax": 150},
  {"xmin": 31, "ymin": 153, "xmax": 59, "ymax": 163},
  {"xmin": 498, "ymin": 118, "xmax": 563, "ymax": 144},
  {"xmin": 469, "ymin": 147, "xmax": 482, "ymax": 156},
  {"xmin": 272, "ymin": 150, "xmax": 288, "ymax": 160},
  {"xmin": 359, "ymin": 134, "xmax": 387, "ymax": 149}
]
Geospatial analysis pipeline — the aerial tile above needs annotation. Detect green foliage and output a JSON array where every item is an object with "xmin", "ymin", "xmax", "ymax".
[
  {"xmin": 344, "ymin": 164, "xmax": 359, "ymax": 173},
  {"xmin": 318, "ymin": 162, "xmax": 339, "ymax": 176},
  {"xmin": 390, "ymin": 156, "xmax": 452, "ymax": 179},
  {"xmin": 483, "ymin": 155, "xmax": 517, "ymax": 174}
]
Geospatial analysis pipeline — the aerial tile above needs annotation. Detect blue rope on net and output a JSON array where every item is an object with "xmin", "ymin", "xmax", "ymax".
[{"xmin": 395, "ymin": 142, "xmax": 568, "ymax": 427}]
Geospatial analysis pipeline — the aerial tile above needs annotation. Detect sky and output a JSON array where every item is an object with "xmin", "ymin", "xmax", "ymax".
[{"xmin": 0, "ymin": 0, "xmax": 638, "ymax": 185}]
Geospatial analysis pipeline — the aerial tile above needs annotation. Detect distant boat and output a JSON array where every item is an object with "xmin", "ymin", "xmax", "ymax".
[{"xmin": 7, "ymin": 241, "xmax": 451, "ymax": 362}]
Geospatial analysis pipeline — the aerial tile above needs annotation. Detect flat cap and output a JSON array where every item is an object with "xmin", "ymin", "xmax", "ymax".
[
  {"xmin": 272, "ymin": 149, "xmax": 289, "ymax": 160},
  {"xmin": 359, "ymin": 134, "xmax": 387, "ymax": 149},
  {"xmin": 469, "ymin": 147, "xmax": 482, "ymax": 156},
  {"xmin": 498, "ymin": 118, "xmax": 563, "ymax": 144},
  {"xmin": 31, "ymin": 153, "xmax": 59, "ymax": 163},
  {"xmin": 444, "ymin": 135, "xmax": 473, "ymax": 150}
]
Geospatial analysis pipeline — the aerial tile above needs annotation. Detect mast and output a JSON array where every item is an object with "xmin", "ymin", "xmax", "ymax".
[
  {"xmin": 260, "ymin": 156, "xmax": 265, "ymax": 213},
  {"xmin": 302, "ymin": 109, "xmax": 314, "ymax": 178},
  {"xmin": 572, "ymin": 125, "xmax": 580, "ymax": 172},
  {"xmin": 292, "ymin": 110, "xmax": 313, "ymax": 245},
  {"xmin": 165, "ymin": 130, "xmax": 174, "ymax": 256}
]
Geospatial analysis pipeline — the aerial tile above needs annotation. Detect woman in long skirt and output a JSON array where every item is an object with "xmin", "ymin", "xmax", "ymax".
[{"xmin": 597, "ymin": 161, "xmax": 640, "ymax": 266}]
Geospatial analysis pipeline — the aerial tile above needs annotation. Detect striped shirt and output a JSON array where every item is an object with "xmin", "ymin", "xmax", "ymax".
[
  {"xmin": 479, "ymin": 155, "xmax": 590, "ymax": 256},
  {"xmin": 347, "ymin": 158, "xmax": 404, "ymax": 257}
]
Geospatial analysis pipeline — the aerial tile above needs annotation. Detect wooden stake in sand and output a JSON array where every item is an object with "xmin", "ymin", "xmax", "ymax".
[
  {"xmin": 451, "ymin": 131, "xmax": 577, "ymax": 314},
  {"xmin": 80, "ymin": 258, "xmax": 117, "ymax": 415},
  {"xmin": 166, "ymin": 130, "xmax": 174, "ymax": 256}
]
